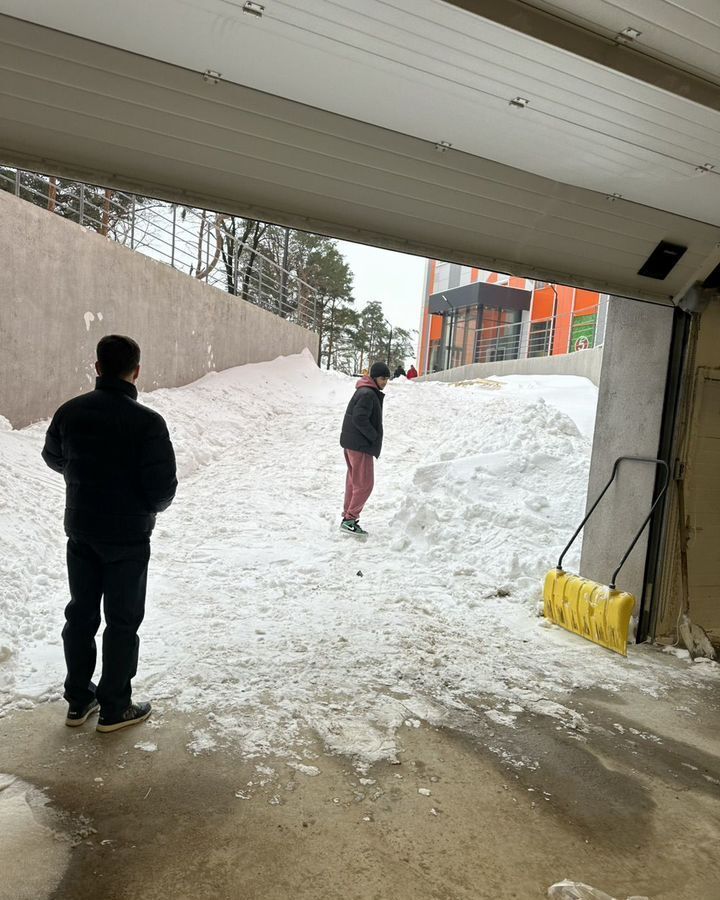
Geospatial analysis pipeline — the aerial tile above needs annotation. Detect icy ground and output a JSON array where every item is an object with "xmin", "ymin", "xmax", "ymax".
[
  {"xmin": 1, "ymin": 351, "xmax": 717, "ymax": 768},
  {"xmin": 0, "ymin": 773, "xmax": 72, "ymax": 900}
]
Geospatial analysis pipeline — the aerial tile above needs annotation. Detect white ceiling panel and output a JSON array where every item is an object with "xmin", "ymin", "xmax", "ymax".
[
  {"xmin": 1, "ymin": 2, "xmax": 720, "ymax": 302},
  {"xmin": 2, "ymin": 0, "xmax": 720, "ymax": 223},
  {"xmin": 515, "ymin": 0, "xmax": 720, "ymax": 85}
]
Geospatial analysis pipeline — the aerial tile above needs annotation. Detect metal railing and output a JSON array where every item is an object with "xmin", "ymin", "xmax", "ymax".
[{"xmin": 0, "ymin": 168, "xmax": 320, "ymax": 331}]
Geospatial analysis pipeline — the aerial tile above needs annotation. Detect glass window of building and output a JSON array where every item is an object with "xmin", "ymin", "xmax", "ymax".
[
  {"xmin": 448, "ymin": 264, "xmax": 462, "ymax": 289},
  {"xmin": 459, "ymin": 265, "xmax": 474, "ymax": 287},
  {"xmin": 473, "ymin": 308, "xmax": 522, "ymax": 363},
  {"xmin": 434, "ymin": 261, "xmax": 450, "ymax": 292}
]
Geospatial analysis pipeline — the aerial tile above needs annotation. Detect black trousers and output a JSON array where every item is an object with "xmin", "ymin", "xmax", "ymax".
[{"xmin": 63, "ymin": 537, "xmax": 150, "ymax": 716}]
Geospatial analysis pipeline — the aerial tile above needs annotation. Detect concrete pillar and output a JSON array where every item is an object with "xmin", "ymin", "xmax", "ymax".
[{"xmin": 579, "ymin": 297, "xmax": 674, "ymax": 604}]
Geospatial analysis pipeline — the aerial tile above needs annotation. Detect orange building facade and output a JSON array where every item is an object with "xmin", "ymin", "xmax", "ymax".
[{"xmin": 417, "ymin": 261, "xmax": 607, "ymax": 375}]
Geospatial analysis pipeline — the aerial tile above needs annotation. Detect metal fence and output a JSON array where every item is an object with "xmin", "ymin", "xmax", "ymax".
[
  {"xmin": 477, "ymin": 305, "xmax": 606, "ymax": 361},
  {"xmin": 0, "ymin": 168, "xmax": 320, "ymax": 331}
]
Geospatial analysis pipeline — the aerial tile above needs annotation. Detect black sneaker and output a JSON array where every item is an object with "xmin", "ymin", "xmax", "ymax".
[
  {"xmin": 340, "ymin": 518, "xmax": 368, "ymax": 537},
  {"xmin": 96, "ymin": 702, "xmax": 152, "ymax": 733},
  {"xmin": 65, "ymin": 698, "xmax": 100, "ymax": 727}
]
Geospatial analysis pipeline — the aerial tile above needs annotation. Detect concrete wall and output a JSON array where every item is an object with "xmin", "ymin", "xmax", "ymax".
[
  {"xmin": 0, "ymin": 192, "xmax": 318, "ymax": 427},
  {"xmin": 580, "ymin": 298, "xmax": 674, "ymax": 603},
  {"xmin": 417, "ymin": 344, "xmax": 604, "ymax": 386}
]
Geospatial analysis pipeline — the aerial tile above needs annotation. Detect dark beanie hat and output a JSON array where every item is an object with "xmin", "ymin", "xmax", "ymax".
[{"xmin": 370, "ymin": 361, "xmax": 391, "ymax": 379}]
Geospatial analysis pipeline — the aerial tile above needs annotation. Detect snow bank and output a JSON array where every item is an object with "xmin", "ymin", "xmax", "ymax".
[
  {"xmin": 490, "ymin": 375, "xmax": 598, "ymax": 439},
  {"xmin": 1, "ymin": 352, "xmax": 717, "ymax": 768},
  {"xmin": 0, "ymin": 424, "xmax": 65, "ymax": 707}
]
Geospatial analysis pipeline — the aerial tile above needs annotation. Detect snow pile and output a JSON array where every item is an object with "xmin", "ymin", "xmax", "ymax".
[
  {"xmin": 390, "ymin": 378, "xmax": 589, "ymax": 597},
  {"xmin": 0, "ymin": 423, "xmax": 65, "ymax": 705},
  {"xmin": 1, "ymin": 352, "xmax": 717, "ymax": 768},
  {"xmin": 490, "ymin": 375, "xmax": 598, "ymax": 439}
]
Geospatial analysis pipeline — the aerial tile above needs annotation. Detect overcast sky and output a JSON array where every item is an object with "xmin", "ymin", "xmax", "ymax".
[{"xmin": 336, "ymin": 240, "xmax": 427, "ymax": 346}]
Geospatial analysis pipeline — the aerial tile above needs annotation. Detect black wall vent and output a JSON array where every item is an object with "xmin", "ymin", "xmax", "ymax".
[
  {"xmin": 703, "ymin": 262, "xmax": 720, "ymax": 290},
  {"xmin": 638, "ymin": 241, "xmax": 687, "ymax": 280}
]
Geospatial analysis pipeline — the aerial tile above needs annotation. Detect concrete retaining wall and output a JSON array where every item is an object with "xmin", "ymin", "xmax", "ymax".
[
  {"xmin": 0, "ymin": 191, "xmax": 319, "ymax": 427},
  {"xmin": 417, "ymin": 344, "xmax": 604, "ymax": 386}
]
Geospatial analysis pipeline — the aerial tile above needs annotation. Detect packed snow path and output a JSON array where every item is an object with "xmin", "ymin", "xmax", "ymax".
[{"xmin": 1, "ymin": 353, "xmax": 717, "ymax": 767}]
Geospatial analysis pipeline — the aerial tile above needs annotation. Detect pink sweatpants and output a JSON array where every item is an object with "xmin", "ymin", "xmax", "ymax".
[{"xmin": 342, "ymin": 450, "xmax": 375, "ymax": 521}]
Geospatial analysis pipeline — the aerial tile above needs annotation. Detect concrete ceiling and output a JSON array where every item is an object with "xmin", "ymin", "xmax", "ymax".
[{"xmin": 1, "ymin": 0, "xmax": 720, "ymax": 303}]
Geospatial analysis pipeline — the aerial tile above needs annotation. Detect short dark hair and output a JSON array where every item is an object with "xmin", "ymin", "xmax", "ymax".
[{"xmin": 96, "ymin": 335, "xmax": 141, "ymax": 378}]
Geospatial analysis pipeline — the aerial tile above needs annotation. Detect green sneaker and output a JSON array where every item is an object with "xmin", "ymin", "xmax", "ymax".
[{"xmin": 340, "ymin": 518, "xmax": 368, "ymax": 537}]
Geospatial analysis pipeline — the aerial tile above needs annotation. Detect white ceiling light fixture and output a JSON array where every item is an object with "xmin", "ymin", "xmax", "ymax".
[
  {"xmin": 509, "ymin": 96, "xmax": 529, "ymax": 108},
  {"xmin": 615, "ymin": 26, "xmax": 642, "ymax": 45},
  {"xmin": 242, "ymin": 1, "xmax": 265, "ymax": 17}
]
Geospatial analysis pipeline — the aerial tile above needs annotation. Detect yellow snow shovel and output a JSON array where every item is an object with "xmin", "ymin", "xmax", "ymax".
[{"xmin": 544, "ymin": 457, "xmax": 670, "ymax": 656}]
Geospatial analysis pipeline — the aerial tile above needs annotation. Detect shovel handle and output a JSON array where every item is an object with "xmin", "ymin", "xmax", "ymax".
[{"xmin": 557, "ymin": 456, "xmax": 670, "ymax": 589}]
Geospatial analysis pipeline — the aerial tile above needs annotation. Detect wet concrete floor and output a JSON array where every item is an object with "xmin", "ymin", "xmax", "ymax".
[{"xmin": 1, "ymin": 677, "xmax": 718, "ymax": 900}]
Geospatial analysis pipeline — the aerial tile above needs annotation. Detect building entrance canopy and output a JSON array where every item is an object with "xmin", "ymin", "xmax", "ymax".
[{"xmin": 429, "ymin": 281, "xmax": 531, "ymax": 316}]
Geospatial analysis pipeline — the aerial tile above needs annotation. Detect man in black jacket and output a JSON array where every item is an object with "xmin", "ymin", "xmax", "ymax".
[
  {"xmin": 42, "ymin": 335, "xmax": 177, "ymax": 733},
  {"xmin": 339, "ymin": 361, "xmax": 390, "ymax": 537}
]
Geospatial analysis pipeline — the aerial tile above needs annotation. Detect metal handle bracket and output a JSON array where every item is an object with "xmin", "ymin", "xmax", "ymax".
[{"xmin": 557, "ymin": 456, "xmax": 670, "ymax": 590}]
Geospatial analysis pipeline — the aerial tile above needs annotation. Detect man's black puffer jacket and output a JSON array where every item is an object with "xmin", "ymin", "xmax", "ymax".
[
  {"xmin": 42, "ymin": 376, "xmax": 177, "ymax": 542},
  {"xmin": 340, "ymin": 376, "xmax": 385, "ymax": 459}
]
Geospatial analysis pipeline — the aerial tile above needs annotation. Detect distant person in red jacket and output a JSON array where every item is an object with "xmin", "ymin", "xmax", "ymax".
[{"xmin": 406, "ymin": 365, "xmax": 418, "ymax": 380}]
